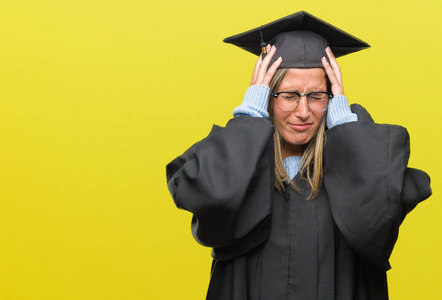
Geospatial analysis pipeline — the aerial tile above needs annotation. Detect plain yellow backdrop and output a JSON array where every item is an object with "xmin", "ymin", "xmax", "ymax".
[{"xmin": 0, "ymin": 0, "xmax": 441, "ymax": 299}]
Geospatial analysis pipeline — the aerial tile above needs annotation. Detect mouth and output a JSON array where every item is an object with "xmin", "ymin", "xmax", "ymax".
[{"xmin": 288, "ymin": 123, "xmax": 313, "ymax": 131}]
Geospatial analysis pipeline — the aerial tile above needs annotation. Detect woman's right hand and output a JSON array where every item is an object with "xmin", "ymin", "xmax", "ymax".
[{"xmin": 250, "ymin": 45, "xmax": 283, "ymax": 87}]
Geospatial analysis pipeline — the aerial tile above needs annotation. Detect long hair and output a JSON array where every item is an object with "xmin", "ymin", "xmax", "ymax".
[{"xmin": 268, "ymin": 68, "xmax": 329, "ymax": 199}]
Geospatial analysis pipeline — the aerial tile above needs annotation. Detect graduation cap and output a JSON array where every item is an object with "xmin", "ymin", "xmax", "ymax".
[{"xmin": 223, "ymin": 11, "xmax": 370, "ymax": 68}]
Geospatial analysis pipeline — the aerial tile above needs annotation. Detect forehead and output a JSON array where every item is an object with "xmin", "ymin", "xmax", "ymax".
[{"xmin": 278, "ymin": 68, "xmax": 326, "ymax": 91}]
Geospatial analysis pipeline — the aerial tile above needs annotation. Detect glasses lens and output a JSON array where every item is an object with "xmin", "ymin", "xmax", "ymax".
[
  {"xmin": 307, "ymin": 92, "xmax": 329, "ymax": 112},
  {"xmin": 277, "ymin": 92, "xmax": 300, "ymax": 111}
]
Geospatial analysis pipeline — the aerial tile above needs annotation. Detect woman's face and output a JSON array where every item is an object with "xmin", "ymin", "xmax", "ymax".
[{"xmin": 272, "ymin": 68, "xmax": 327, "ymax": 157}]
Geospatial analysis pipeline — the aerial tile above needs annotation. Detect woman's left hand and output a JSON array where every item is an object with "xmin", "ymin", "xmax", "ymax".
[{"xmin": 321, "ymin": 47, "xmax": 344, "ymax": 96}]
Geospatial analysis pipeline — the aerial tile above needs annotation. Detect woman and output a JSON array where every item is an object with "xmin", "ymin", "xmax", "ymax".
[{"xmin": 166, "ymin": 11, "xmax": 431, "ymax": 300}]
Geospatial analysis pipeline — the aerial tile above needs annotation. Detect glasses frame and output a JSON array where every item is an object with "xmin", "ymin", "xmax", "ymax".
[{"xmin": 271, "ymin": 91, "xmax": 334, "ymax": 112}]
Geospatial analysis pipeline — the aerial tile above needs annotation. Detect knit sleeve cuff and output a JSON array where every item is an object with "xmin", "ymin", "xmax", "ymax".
[
  {"xmin": 233, "ymin": 85, "xmax": 270, "ymax": 118},
  {"xmin": 326, "ymin": 95, "xmax": 358, "ymax": 129}
]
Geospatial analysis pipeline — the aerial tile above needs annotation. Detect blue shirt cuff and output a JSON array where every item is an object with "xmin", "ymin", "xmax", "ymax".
[
  {"xmin": 233, "ymin": 85, "xmax": 270, "ymax": 118},
  {"xmin": 326, "ymin": 95, "xmax": 358, "ymax": 129}
]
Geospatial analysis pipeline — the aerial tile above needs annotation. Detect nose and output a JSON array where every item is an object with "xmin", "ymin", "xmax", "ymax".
[{"xmin": 293, "ymin": 96, "xmax": 310, "ymax": 120}]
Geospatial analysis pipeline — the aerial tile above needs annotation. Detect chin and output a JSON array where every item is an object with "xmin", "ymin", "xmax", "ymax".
[{"xmin": 283, "ymin": 132, "xmax": 313, "ymax": 146}]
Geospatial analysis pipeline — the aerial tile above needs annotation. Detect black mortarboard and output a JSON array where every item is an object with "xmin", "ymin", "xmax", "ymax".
[{"xmin": 223, "ymin": 11, "xmax": 370, "ymax": 68}]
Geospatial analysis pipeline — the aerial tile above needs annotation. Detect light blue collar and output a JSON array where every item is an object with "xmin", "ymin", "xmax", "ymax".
[{"xmin": 283, "ymin": 156, "xmax": 302, "ymax": 180}]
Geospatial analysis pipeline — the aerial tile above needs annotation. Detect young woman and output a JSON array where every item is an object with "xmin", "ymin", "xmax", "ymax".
[{"xmin": 166, "ymin": 11, "xmax": 431, "ymax": 300}]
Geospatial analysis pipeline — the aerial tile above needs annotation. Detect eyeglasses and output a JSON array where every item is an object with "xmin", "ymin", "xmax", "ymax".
[{"xmin": 271, "ymin": 91, "xmax": 334, "ymax": 112}]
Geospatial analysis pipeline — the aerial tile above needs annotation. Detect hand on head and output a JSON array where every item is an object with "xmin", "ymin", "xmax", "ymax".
[
  {"xmin": 321, "ymin": 47, "xmax": 344, "ymax": 96},
  {"xmin": 250, "ymin": 45, "xmax": 283, "ymax": 87}
]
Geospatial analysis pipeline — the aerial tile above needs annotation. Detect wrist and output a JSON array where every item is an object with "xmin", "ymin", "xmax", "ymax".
[
  {"xmin": 233, "ymin": 85, "xmax": 270, "ymax": 118},
  {"xmin": 326, "ymin": 95, "xmax": 358, "ymax": 128}
]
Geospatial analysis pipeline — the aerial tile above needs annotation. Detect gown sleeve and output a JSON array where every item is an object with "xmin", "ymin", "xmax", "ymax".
[
  {"xmin": 323, "ymin": 104, "xmax": 432, "ymax": 270},
  {"xmin": 166, "ymin": 116, "xmax": 275, "ymax": 261}
]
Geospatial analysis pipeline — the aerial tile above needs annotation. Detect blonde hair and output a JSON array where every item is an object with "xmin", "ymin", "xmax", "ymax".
[{"xmin": 268, "ymin": 68, "xmax": 328, "ymax": 199}]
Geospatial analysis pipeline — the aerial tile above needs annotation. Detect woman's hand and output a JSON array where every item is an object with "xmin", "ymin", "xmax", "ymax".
[
  {"xmin": 250, "ymin": 45, "xmax": 283, "ymax": 87},
  {"xmin": 321, "ymin": 47, "xmax": 344, "ymax": 95}
]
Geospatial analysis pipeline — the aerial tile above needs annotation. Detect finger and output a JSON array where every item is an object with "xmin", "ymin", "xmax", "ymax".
[
  {"xmin": 325, "ymin": 48, "xmax": 340, "ymax": 74},
  {"xmin": 325, "ymin": 46, "xmax": 336, "ymax": 59},
  {"xmin": 262, "ymin": 56, "xmax": 282, "ymax": 86},
  {"xmin": 256, "ymin": 45, "xmax": 277, "ymax": 83},
  {"xmin": 251, "ymin": 44, "xmax": 276, "ymax": 85},
  {"xmin": 322, "ymin": 56, "xmax": 344, "ymax": 95},
  {"xmin": 251, "ymin": 54, "xmax": 263, "ymax": 85},
  {"xmin": 321, "ymin": 56, "xmax": 336, "ymax": 82},
  {"xmin": 325, "ymin": 47, "xmax": 342, "ymax": 84}
]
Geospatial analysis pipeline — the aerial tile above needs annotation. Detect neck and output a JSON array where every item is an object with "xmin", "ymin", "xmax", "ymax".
[{"xmin": 282, "ymin": 143, "xmax": 304, "ymax": 159}]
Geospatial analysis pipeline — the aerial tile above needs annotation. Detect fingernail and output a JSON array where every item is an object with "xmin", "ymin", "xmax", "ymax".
[
  {"xmin": 326, "ymin": 47, "xmax": 331, "ymax": 52},
  {"xmin": 271, "ymin": 45, "xmax": 276, "ymax": 51},
  {"xmin": 267, "ymin": 44, "xmax": 271, "ymax": 51},
  {"xmin": 277, "ymin": 56, "xmax": 282, "ymax": 61}
]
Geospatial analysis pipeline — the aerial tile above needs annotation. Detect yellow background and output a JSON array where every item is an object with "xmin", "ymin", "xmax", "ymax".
[{"xmin": 0, "ymin": 0, "xmax": 441, "ymax": 299}]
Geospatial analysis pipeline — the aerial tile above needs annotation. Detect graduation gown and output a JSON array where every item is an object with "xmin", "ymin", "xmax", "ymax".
[{"xmin": 166, "ymin": 105, "xmax": 431, "ymax": 300}]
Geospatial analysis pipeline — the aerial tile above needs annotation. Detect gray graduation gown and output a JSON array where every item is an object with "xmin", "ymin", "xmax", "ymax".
[{"xmin": 166, "ymin": 105, "xmax": 431, "ymax": 300}]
